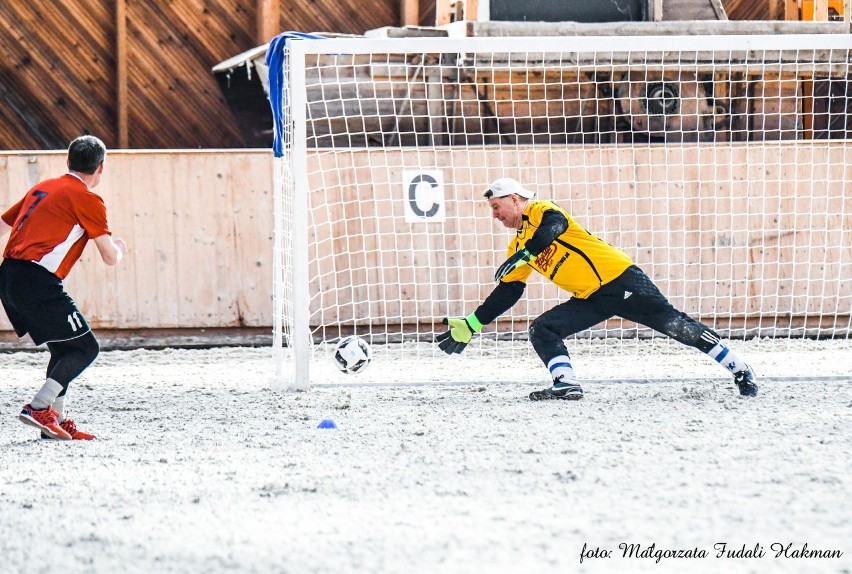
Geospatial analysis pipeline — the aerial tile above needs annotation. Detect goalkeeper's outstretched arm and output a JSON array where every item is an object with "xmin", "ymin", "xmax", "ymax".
[
  {"xmin": 473, "ymin": 280, "xmax": 526, "ymax": 325},
  {"xmin": 436, "ymin": 281, "xmax": 526, "ymax": 354}
]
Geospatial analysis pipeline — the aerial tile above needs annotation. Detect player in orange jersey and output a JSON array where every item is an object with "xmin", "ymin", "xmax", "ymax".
[
  {"xmin": 0, "ymin": 135, "xmax": 128, "ymax": 439},
  {"xmin": 437, "ymin": 177, "xmax": 757, "ymax": 400}
]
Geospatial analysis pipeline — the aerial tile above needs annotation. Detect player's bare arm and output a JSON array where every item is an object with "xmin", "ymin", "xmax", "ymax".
[{"xmin": 93, "ymin": 234, "xmax": 128, "ymax": 266}]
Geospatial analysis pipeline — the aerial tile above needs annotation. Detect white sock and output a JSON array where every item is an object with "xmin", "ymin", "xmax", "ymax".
[
  {"xmin": 30, "ymin": 379, "xmax": 64, "ymax": 411},
  {"xmin": 547, "ymin": 355, "xmax": 576, "ymax": 385},
  {"xmin": 53, "ymin": 395, "xmax": 66, "ymax": 423},
  {"xmin": 707, "ymin": 343, "xmax": 749, "ymax": 374}
]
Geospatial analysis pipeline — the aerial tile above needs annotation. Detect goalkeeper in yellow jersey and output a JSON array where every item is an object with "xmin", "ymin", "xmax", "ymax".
[{"xmin": 436, "ymin": 177, "xmax": 758, "ymax": 400}]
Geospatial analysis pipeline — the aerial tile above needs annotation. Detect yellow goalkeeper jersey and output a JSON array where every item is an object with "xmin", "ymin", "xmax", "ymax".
[{"xmin": 501, "ymin": 200, "xmax": 633, "ymax": 299}]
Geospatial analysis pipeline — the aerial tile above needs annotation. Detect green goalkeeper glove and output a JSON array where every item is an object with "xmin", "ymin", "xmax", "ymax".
[
  {"xmin": 494, "ymin": 248, "xmax": 533, "ymax": 283},
  {"xmin": 436, "ymin": 313, "xmax": 483, "ymax": 355}
]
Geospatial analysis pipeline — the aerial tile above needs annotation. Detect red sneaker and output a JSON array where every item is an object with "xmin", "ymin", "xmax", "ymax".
[
  {"xmin": 39, "ymin": 418, "xmax": 96, "ymax": 441},
  {"xmin": 19, "ymin": 404, "xmax": 71, "ymax": 440},
  {"xmin": 57, "ymin": 418, "xmax": 96, "ymax": 440}
]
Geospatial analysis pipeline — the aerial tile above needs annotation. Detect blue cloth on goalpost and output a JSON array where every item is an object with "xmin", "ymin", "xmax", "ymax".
[{"xmin": 266, "ymin": 31, "xmax": 325, "ymax": 158}]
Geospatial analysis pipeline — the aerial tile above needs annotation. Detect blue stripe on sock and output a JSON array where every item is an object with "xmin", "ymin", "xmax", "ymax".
[
  {"xmin": 548, "ymin": 362, "xmax": 572, "ymax": 373},
  {"xmin": 714, "ymin": 347, "xmax": 729, "ymax": 364}
]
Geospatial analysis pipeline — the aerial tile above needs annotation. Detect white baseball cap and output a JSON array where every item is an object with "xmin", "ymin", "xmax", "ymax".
[{"xmin": 485, "ymin": 177, "xmax": 535, "ymax": 199}]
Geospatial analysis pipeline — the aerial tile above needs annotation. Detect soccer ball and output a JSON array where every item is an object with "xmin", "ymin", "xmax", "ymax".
[{"xmin": 333, "ymin": 335, "xmax": 372, "ymax": 374}]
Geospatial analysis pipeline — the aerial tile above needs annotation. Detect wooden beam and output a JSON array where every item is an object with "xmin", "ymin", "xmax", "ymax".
[
  {"xmin": 653, "ymin": 0, "xmax": 664, "ymax": 21},
  {"xmin": 466, "ymin": 0, "xmax": 479, "ymax": 20},
  {"xmin": 814, "ymin": 0, "xmax": 829, "ymax": 19},
  {"xmin": 784, "ymin": 0, "xmax": 800, "ymax": 20},
  {"xmin": 436, "ymin": 0, "xmax": 452, "ymax": 25},
  {"xmin": 772, "ymin": 0, "xmax": 785, "ymax": 19},
  {"xmin": 401, "ymin": 0, "xmax": 419, "ymax": 26},
  {"xmin": 845, "ymin": 0, "xmax": 851, "ymax": 22},
  {"xmin": 435, "ymin": 0, "xmax": 479, "ymax": 24},
  {"xmin": 116, "ymin": 0, "xmax": 128, "ymax": 148},
  {"xmin": 257, "ymin": 0, "xmax": 280, "ymax": 45}
]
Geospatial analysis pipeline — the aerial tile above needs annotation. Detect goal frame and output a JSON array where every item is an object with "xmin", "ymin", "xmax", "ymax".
[{"xmin": 275, "ymin": 33, "xmax": 852, "ymax": 391}]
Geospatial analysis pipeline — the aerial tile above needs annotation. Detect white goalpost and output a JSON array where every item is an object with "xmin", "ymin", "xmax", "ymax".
[{"xmin": 270, "ymin": 33, "xmax": 852, "ymax": 391}]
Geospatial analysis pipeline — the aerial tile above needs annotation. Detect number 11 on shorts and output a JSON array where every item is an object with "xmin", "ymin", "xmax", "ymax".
[{"xmin": 67, "ymin": 312, "xmax": 83, "ymax": 331}]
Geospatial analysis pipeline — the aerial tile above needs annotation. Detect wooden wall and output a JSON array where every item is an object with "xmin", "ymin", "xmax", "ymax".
[
  {"xmin": 0, "ymin": 0, "xmax": 820, "ymax": 152},
  {"xmin": 723, "ymin": 0, "xmax": 774, "ymax": 19},
  {"xmin": 0, "ymin": 150, "xmax": 274, "ymax": 331},
  {"xmin": 0, "ymin": 0, "xmax": 406, "ymax": 151},
  {"xmin": 0, "ymin": 145, "xmax": 848, "ymax": 337},
  {"xmin": 303, "ymin": 143, "xmax": 852, "ymax": 334}
]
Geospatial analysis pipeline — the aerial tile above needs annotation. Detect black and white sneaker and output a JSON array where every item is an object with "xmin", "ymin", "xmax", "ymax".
[
  {"xmin": 734, "ymin": 366, "xmax": 758, "ymax": 397},
  {"xmin": 529, "ymin": 382, "xmax": 584, "ymax": 401}
]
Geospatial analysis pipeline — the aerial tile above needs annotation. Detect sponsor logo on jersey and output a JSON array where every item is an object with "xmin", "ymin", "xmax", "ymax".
[{"xmin": 535, "ymin": 244, "xmax": 557, "ymax": 270}]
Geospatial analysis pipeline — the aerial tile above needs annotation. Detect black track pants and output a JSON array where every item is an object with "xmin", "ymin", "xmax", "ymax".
[{"xmin": 528, "ymin": 265, "xmax": 720, "ymax": 365}]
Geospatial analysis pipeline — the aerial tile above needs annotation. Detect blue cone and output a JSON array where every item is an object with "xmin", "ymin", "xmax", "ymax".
[{"xmin": 317, "ymin": 419, "xmax": 337, "ymax": 429}]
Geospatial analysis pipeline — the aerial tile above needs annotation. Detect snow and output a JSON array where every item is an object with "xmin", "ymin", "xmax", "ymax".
[{"xmin": 1, "ymin": 341, "xmax": 850, "ymax": 573}]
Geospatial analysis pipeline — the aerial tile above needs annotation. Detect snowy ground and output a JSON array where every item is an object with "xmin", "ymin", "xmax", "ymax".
[{"xmin": 1, "ymin": 340, "xmax": 850, "ymax": 574}]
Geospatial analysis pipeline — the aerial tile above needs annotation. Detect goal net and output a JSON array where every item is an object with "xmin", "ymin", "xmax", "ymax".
[{"xmin": 269, "ymin": 33, "xmax": 852, "ymax": 390}]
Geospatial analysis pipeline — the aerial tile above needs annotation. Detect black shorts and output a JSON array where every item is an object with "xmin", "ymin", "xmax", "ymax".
[{"xmin": 0, "ymin": 258, "xmax": 90, "ymax": 346}]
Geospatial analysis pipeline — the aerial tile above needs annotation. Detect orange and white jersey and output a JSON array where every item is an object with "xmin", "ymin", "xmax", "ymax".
[
  {"xmin": 2, "ymin": 174, "xmax": 110, "ymax": 280},
  {"xmin": 500, "ymin": 200, "xmax": 633, "ymax": 299}
]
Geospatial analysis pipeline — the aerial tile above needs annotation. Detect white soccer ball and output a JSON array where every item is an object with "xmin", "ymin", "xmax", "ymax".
[{"xmin": 333, "ymin": 335, "xmax": 372, "ymax": 374}]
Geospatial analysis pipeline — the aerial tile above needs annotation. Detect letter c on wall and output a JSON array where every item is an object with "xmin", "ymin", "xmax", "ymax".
[
  {"xmin": 409, "ymin": 174, "xmax": 439, "ymax": 217},
  {"xmin": 403, "ymin": 170, "xmax": 445, "ymax": 223}
]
